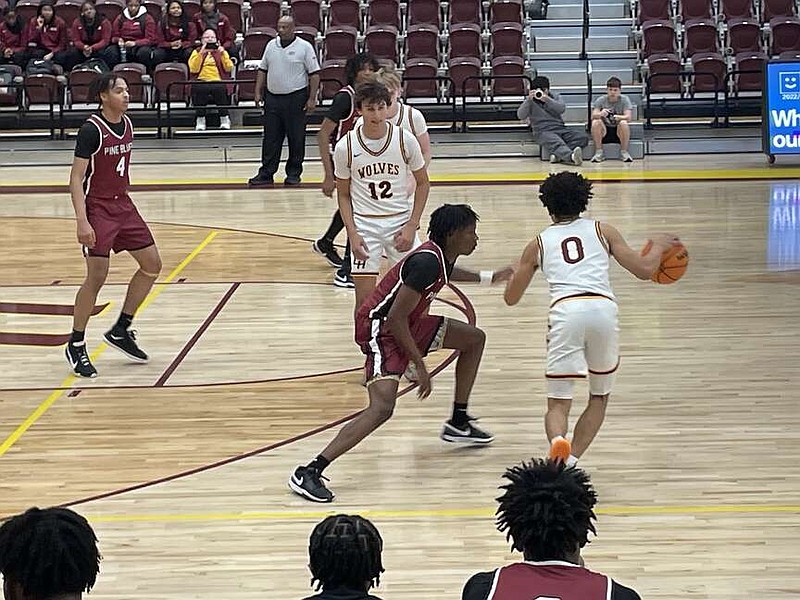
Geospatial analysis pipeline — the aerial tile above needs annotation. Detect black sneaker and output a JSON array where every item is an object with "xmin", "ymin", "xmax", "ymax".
[
  {"xmin": 65, "ymin": 342, "xmax": 97, "ymax": 378},
  {"xmin": 288, "ymin": 466, "xmax": 334, "ymax": 502},
  {"xmin": 247, "ymin": 175, "xmax": 274, "ymax": 187},
  {"xmin": 104, "ymin": 328, "xmax": 149, "ymax": 363},
  {"xmin": 440, "ymin": 417, "xmax": 494, "ymax": 444},
  {"xmin": 284, "ymin": 177, "xmax": 301, "ymax": 186},
  {"xmin": 333, "ymin": 272, "xmax": 354, "ymax": 289},
  {"xmin": 312, "ymin": 239, "xmax": 344, "ymax": 268}
]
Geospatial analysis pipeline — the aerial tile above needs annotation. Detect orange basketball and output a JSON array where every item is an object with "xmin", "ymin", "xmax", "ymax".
[{"xmin": 641, "ymin": 240, "xmax": 689, "ymax": 284}]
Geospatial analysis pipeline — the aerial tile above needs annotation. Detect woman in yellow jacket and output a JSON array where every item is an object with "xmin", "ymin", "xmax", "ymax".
[{"xmin": 188, "ymin": 27, "xmax": 233, "ymax": 131}]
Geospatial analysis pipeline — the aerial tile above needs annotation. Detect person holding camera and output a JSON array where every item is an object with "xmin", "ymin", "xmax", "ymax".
[
  {"xmin": 517, "ymin": 75, "xmax": 587, "ymax": 166},
  {"xmin": 591, "ymin": 77, "xmax": 634, "ymax": 163},
  {"xmin": 188, "ymin": 27, "xmax": 233, "ymax": 131}
]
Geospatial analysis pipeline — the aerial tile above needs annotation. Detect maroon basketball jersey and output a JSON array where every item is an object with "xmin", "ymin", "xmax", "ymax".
[
  {"xmin": 83, "ymin": 113, "xmax": 133, "ymax": 199},
  {"xmin": 359, "ymin": 240, "xmax": 449, "ymax": 323},
  {"xmin": 329, "ymin": 85, "xmax": 358, "ymax": 153},
  {"xmin": 487, "ymin": 562, "xmax": 610, "ymax": 600}
]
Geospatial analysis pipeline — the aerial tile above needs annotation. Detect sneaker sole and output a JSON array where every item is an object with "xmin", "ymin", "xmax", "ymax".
[
  {"xmin": 440, "ymin": 432, "xmax": 495, "ymax": 444},
  {"xmin": 64, "ymin": 347, "xmax": 98, "ymax": 378},
  {"xmin": 333, "ymin": 280, "xmax": 355, "ymax": 289},
  {"xmin": 549, "ymin": 438, "xmax": 572, "ymax": 463},
  {"xmin": 311, "ymin": 242, "xmax": 343, "ymax": 268},
  {"xmin": 103, "ymin": 334, "xmax": 149, "ymax": 363},
  {"xmin": 287, "ymin": 479, "xmax": 334, "ymax": 503}
]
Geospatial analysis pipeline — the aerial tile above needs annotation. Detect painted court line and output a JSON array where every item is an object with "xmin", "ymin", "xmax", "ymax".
[{"xmin": 0, "ymin": 231, "xmax": 219, "ymax": 458}]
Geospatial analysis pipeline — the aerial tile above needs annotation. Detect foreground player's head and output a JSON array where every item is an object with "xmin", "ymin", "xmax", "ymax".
[
  {"xmin": 0, "ymin": 507, "xmax": 101, "ymax": 600},
  {"xmin": 355, "ymin": 81, "xmax": 392, "ymax": 123},
  {"xmin": 345, "ymin": 53, "xmax": 381, "ymax": 87},
  {"xmin": 428, "ymin": 203, "xmax": 480, "ymax": 257},
  {"xmin": 308, "ymin": 514, "xmax": 384, "ymax": 592},
  {"xmin": 496, "ymin": 459, "xmax": 597, "ymax": 563},
  {"xmin": 91, "ymin": 72, "xmax": 129, "ymax": 113},
  {"xmin": 539, "ymin": 172, "xmax": 593, "ymax": 221}
]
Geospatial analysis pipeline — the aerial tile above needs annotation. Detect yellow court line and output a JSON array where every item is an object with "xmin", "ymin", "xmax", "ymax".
[
  {"xmin": 86, "ymin": 504, "xmax": 800, "ymax": 525},
  {"xmin": 0, "ymin": 230, "xmax": 219, "ymax": 458}
]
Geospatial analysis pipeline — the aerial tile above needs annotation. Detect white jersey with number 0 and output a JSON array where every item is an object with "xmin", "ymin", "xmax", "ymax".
[
  {"xmin": 333, "ymin": 122, "xmax": 425, "ymax": 217},
  {"xmin": 538, "ymin": 217, "xmax": 616, "ymax": 305}
]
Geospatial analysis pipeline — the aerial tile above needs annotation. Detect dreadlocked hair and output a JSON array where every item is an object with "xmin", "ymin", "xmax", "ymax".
[
  {"xmin": 0, "ymin": 507, "xmax": 101, "ymax": 598},
  {"xmin": 308, "ymin": 514, "xmax": 384, "ymax": 592},
  {"xmin": 428, "ymin": 203, "xmax": 479, "ymax": 248},
  {"xmin": 495, "ymin": 459, "xmax": 598, "ymax": 561},
  {"xmin": 538, "ymin": 171, "xmax": 593, "ymax": 219}
]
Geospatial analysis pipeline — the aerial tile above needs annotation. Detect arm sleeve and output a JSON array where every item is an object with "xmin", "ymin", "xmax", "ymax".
[
  {"xmin": 258, "ymin": 40, "xmax": 270, "ymax": 71},
  {"xmin": 622, "ymin": 95, "xmax": 633, "ymax": 111},
  {"xmin": 411, "ymin": 107, "xmax": 428, "ymax": 135},
  {"xmin": 187, "ymin": 49, "xmax": 202, "ymax": 73},
  {"xmin": 543, "ymin": 92, "xmax": 566, "ymax": 115},
  {"xmin": 220, "ymin": 48, "xmax": 234, "ymax": 72},
  {"xmin": 461, "ymin": 572, "xmax": 495, "ymax": 600},
  {"xmin": 402, "ymin": 130, "xmax": 425, "ymax": 171},
  {"xmin": 57, "ymin": 20, "xmax": 68, "ymax": 51},
  {"xmin": 71, "ymin": 20, "xmax": 85, "ymax": 50},
  {"xmin": 611, "ymin": 580, "xmax": 642, "ymax": 600},
  {"xmin": 155, "ymin": 22, "xmax": 169, "ymax": 48},
  {"xmin": 332, "ymin": 136, "xmax": 350, "ymax": 179},
  {"xmin": 138, "ymin": 15, "xmax": 156, "ymax": 46},
  {"xmin": 400, "ymin": 253, "xmax": 440, "ymax": 293},
  {"xmin": 74, "ymin": 121, "xmax": 101, "ymax": 158},
  {"xmin": 111, "ymin": 16, "xmax": 121, "ymax": 43},
  {"xmin": 593, "ymin": 96, "xmax": 604, "ymax": 109},
  {"xmin": 326, "ymin": 90, "xmax": 353, "ymax": 122},
  {"xmin": 516, "ymin": 98, "xmax": 531, "ymax": 120},
  {"xmin": 304, "ymin": 40, "xmax": 320, "ymax": 73}
]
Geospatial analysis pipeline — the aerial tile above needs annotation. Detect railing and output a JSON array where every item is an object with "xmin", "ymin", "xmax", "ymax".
[
  {"xmin": 401, "ymin": 75, "xmax": 458, "ymax": 130},
  {"xmin": 586, "ymin": 60, "xmax": 593, "ymax": 129},
  {"xmin": 580, "ymin": 0, "xmax": 590, "ymax": 60},
  {"xmin": 645, "ymin": 71, "xmax": 723, "ymax": 127},
  {"xmin": 460, "ymin": 74, "xmax": 535, "ymax": 130},
  {"xmin": 0, "ymin": 80, "xmax": 63, "ymax": 139}
]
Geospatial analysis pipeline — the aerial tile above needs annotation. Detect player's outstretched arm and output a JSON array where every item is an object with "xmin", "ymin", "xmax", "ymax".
[
  {"xmin": 451, "ymin": 266, "xmax": 514, "ymax": 284},
  {"xmin": 504, "ymin": 239, "xmax": 540, "ymax": 306},
  {"xmin": 600, "ymin": 222, "xmax": 676, "ymax": 280}
]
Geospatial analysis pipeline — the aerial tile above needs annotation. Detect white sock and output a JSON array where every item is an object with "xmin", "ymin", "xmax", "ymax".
[
  {"xmin": 566, "ymin": 454, "xmax": 579, "ymax": 467},
  {"xmin": 550, "ymin": 435, "xmax": 566, "ymax": 444}
]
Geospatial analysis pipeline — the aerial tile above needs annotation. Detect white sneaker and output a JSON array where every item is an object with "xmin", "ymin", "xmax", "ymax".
[
  {"xmin": 549, "ymin": 154, "xmax": 558, "ymax": 164},
  {"xmin": 620, "ymin": 150, "xmax": 633, "ymax": 162},
  {"xmin": 590, "ymin": 150, "xmax": 605, "ymax": 162},
  {"xmin": 195, "ymin": 117, "xmax": 206, "ymax": 131},
  {"xmin": 571, "ymin": 146, "xmax": 583, "ymax": 166},
  {"xmin": 220, "ymin": 115, "xmax": 231, "ymax": 130}
]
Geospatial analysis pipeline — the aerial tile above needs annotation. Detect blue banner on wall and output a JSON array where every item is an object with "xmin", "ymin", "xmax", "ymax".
[{"xmin": 764, "ymin": 61, "xmax": 800, "ymax": 155}]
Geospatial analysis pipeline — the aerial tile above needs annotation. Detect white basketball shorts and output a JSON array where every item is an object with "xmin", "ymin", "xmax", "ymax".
[{"xmin": 351, "ymin": 212, "xmax": 421, "ymax": 275}]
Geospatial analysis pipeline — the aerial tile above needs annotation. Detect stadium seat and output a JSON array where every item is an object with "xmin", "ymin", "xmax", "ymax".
[
  {"xmin": 68, "ymin": 66, "xmax": 100, "ymax": 104},
  {"xmin": 367, "ymin": 0, "xmax": 400, "ymax": 28},
  {"xmin": 328, "ymin": 0, "xmax": 361, "ymax": 29},
  {"xmin": 365, "ymin": 25, "xmax": 399, "ymax": 62},
  {"xmin": 448, "ymin": 55, "xmax": 482, "ymax": 98},
  {"xmin": 489, "ymin": 0, "xmax": 523, "ymax": 24},
  {"xmin": 14, "ymin": 0, "xmax": 40, "ymax": 23},
  {"xmin": 646, "ymin": 54, "xmax": 682, "ymax": 92},
  {"xmin": 490, "ymin": 54, "xmax": 526, "ymax": 96},
  {"xmin": 218, "ymin": 0, "xmax": 243, "ymax": 33},
  {"xmin": 249, "ymin": 0, "xmax": 281, "ymax": 28},
  {"xmin": 769, "ymin": 17, "xmax": 800, "ymax": 55},
  {"xmin": 642, "ymin": 19, "xmax": 677, "ymax": 57},
  {"xmin": 143, "ymin": 0, "xmax": 164, "ymax": 19},
  {"xmin": 684, "ymin": 19, "xmax": 720, "ymax": 57},
  {"xmin": 243, "ymin": 27, "xmax": 277, "ymax": 60},
  {"xmin": 407, "ymin": 0, "xmax": 440, "ymax": 27},
  {"xmin": 733, "ymin": 51, "xmax": 766, "ymax": 91},
  {"xmin": 679, "ymin": 0, "xmax": 713, "ymax": 23},
  {"xmin": 0, "ymin": 64, "xmax": 22, "ymax": 107},
  {"xmin": 763, "ymin": 0, "xmax": 796, "ymax": 20},
  {"xmin": 490, "ymin": 21, "xmax": 524, "ymax": 57},
  {"xmin": 405, "ymin": 23, "xmax": 440, "ymax": 60},
  {"xmin": 23, "ymin": 73, "xmax": 62, "ymax": 108},
  {"xmin": 290, "ymin": 0, "xmax": 321, "ymax": 30},
  {"xmin": 113, "ymin": 62, "xmax": 147, "ymax": 103},
  {"xmin": 403, "ymin": 57, "xmax": 439, "ymax": 97},
  {"xmin": 153, "ymin": 62, "xmax": 188, "ymax": 103},
  {"xmin": 636, "ymin": 0, "xmax": 670, "ymax": 25},
  {"xmin": 55, "ymin": 0, "xmax": 82, "ymax": 26},
  {"xmin": 323, "ymin": 26, "xmax": 358, "ymax": 60},
  {"xmin": 690, "ymin": 52, "xmax": 726, "ymax": 92},
  {"xmin": 448, "ymin": 22, "xmax": 482, "ymax": 59},
  {"xmin": 449, "ymin": 0, "xmax": 482, "ymax": 25},
  {"xmin": 726, "ymin": 19, "xmax": 762, "ymax": 54},
  {"xmin": 720, "ymin": 0, "xmax": 754, "ymax": 21}
]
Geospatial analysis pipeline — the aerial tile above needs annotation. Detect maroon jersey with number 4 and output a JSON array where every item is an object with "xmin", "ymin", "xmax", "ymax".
[
  {"xmin": 83, "ymin": 113, "xmax": 133, "ymax": 200},
  {"xmin": 485, "ymin": 562, "xmax": 610, "ymax": 600}
]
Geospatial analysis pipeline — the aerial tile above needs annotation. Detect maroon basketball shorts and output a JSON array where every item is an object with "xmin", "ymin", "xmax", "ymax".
[
  {"xmin": 85, "ymin": 196, "xmax": 155, "ymax": 258},
  {"xmin": 356, "ymin": 315, "xmax": 447, "ymax": 383}
]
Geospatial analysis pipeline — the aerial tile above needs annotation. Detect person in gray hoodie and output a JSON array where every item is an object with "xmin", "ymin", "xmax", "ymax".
[{"xmin": 517, "ymin": 75, "xmax": 588, "ymax": 165}]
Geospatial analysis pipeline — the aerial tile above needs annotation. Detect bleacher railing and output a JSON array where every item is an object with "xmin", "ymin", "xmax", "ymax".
[
  {"xmin": 644, "ymin": 70, "xmax": 724, "ymax": 127},
  {"xmin": 586, "ymin": 60, "xmax": 594, "ymax": 129},
  {"xmin": 460, "ymin": 75, "xmax": 535, "ymax": 130},
  {"xmin": 580, "ymin": 0, "xmax": 591, "ymax": 60}
]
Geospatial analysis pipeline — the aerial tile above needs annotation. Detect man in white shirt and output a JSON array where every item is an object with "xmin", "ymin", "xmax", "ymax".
[{"xmin": 248, "ymin": 16, "xmax": 320, "ymax": 186}]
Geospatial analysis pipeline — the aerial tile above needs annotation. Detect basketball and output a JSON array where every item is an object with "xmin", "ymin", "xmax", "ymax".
[{"xmin": 641, "ymin": 240, "xmax": 689, "ymax": 284}]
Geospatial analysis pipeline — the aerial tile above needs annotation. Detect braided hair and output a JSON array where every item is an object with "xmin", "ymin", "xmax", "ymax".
[
  {"xmin": 495, "ymin": 459, "xmax": 598, "ymax": 561},
  {"xmin": 0, "ymin": 507, "xmax": 101, "ymax": 598},
  {"xmin": 428, "ymin": 203, "xmax": 479, "ymax": 249},
  {"xmin": 308, "ymin": 514, "xmax": 384, "ymax": 592}
]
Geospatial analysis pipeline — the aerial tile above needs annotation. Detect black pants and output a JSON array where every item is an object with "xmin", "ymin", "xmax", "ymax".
[
  {"xmin": 192, "ymin": 82, "xmax": 229, "ymax": 117},
  {"xmin": 1, "ymin": 50, "xmax": 28, "ymax": 68},
  {"xmin": 107, "ymin": 44, "xmax": 155, "ymax": 70},
  {"xmin": 27, "ymin": 47, "xmax": 72, "ymax": 71},
  {"xmin": 152, "ymin": 46, "xmax": 192, "ymax": 66},
  {"xmin": 63, "ymin": 45, "xmax": 119, "ymax": 72},
  {"xmin": 258, "ymin": 87, "xmax": 308, "ymax": 180}
]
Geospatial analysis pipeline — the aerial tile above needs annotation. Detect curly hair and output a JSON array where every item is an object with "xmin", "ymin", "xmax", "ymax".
[
  {"xmin": 495, "ymin": 459, "xmax": 598, "ymax": 561},
  {"xmin": 0, "ymin": 507, "xmax": 101, "ymax": 598},
  {"xmin": 345, "ymin": 53, "xmax": 381, "ymax": 87},
  {"xmin": 428, "ymin": 203, "xmax": 479, "ymax": 248},
  {"xmin": 309, "ymin": 514, "xmax": 384, "ymax": 592},
  {"xmin": 538, "ymin": 172, "xmax": 594, "ymax": 219}
]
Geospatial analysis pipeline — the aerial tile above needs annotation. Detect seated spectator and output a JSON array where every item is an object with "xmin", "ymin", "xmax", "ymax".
[
  {"xmin": 188, "ymin": 27, "xmax": 233, "ymax": 130},
  {"xmin": 193, "ymin": 0, "xmax": 237, "ymax": 63},
  {"xmin": 461, "ymin": 459, "xmax": 641, "ymax": 600},
  {"xmin": 304, "ymin": 514, "xmax": 385, "ymax": 600},
  {"xmin": 1, "ymin": 6, "xmax": 27, "ymax": 68},
  {"xmin": 23, "ymin": 0, "xmax": 70, "ymax": 71},
  {"xmin": 153, "ymin": 1, "xmax": 196, "ymax": 65},
  {"xmin": 591, "ymin": 76, "xmax": 634, "ymax": 163},
  {"xmin": 67, "ymin": 1, "xmax": 115, "ymax": 71},
  {"xmin": 517, "ymin": 75, "xmax": 588, "ymax": 166},
  {"xmin": 111, "ymin": 0, "xmax": 157, "ymax": 70},
  {"xmin": 0, "ymin": 506, "xmax": 101, "ymax": 600}
]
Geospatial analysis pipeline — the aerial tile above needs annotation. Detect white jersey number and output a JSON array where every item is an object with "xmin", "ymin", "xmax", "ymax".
[
  {"xmin": 560, "ymin": 236, "xmax": 585, "ymax": 264},
  {"xmin": 115, "ymin": 156, "xmax": 127, "ymax": 178}
]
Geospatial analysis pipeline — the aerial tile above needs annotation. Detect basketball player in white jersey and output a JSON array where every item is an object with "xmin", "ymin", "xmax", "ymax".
[
  {"xmin": 503, "ymin": 172, "xmax": 678, "ymax": 465},
  {"xmin": 334, "ymin": 80, "xmax": 431, "ymax": 312}
]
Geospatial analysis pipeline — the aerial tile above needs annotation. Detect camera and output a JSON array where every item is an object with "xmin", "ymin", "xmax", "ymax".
[
  {"xmin": 606, "ymin": 111, "xmax": 617, "ymax": 125},
  {"xmin": 205, "ymin": 41, "xmax": 218, "ymax": 50},
  {"xmin": 533, "ymin": 88, "xmax": 545, "ymax": 100}
]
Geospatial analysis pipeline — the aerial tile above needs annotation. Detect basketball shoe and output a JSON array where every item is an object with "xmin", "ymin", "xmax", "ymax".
[
  {"xmin": 440, "ymin": 417, "xmax": 494, "ymax": 444},
  {"xmin": 312, "ymin": 238, "xmax": 344, "ymax": 268},
  {"xmin": 65, "ymin": 341, "xmax": 97, "ymax": 378},
  {"xmin": 289, "ymin": 466, "xmax": 334, "ymax": 502},
  {"xmin": 548, "ymin": 436, "xmax": 572, "ymax": 464},
  {"xmin": 104, "ymin": 328, "xmax": 148, "ymax": 362}
]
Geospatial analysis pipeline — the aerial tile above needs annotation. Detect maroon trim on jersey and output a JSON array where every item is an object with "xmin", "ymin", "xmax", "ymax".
[
  {"xmin": 488, "ymin": 561, "xmax": 611, "ymax": 600},
  {"xmin": 329, "ymin": 85, "xmax": 357, "ymax": 153}
]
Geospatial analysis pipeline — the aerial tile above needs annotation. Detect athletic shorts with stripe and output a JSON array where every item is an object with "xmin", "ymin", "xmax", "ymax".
[
  {"xmin": 84, "ymin": 196, "xmax": 155, "ymax": 258},
  {"xmin": 351, "ymin": 212, "xmax": 422, "ymax": 275},
  {"xmin": 356, "ymin": 314, "xmax": 447, "ymax": 383},
  {"xmin": 546, "ymin": 296, "xmax": 619, "ymax": 399}
]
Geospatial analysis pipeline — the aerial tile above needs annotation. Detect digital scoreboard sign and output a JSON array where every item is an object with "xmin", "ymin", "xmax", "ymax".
[{"xmin": 763, "ymin": 60, "xmax": 800, "ymax": 160}]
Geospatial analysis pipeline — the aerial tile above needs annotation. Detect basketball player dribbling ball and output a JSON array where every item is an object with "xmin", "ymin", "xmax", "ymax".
[
  {"xmin": 504, "ymin": 172, "xmax": 679, "ymax": 465},
  {"xmin": 65, "ymin": 72, "xmax": 162, "ymax": 378},
  {"xmin": 289, "ymin": 204, "xmax": 513, "ymax": 503},
  {"xmin": 334, "ymin": 80, "xmax": 431, "ymax": 314}
]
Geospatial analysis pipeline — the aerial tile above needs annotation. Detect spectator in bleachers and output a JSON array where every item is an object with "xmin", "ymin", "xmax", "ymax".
[
  {"xmin": 517, "ymin": 75, "xmax": 587, "ymax": 166},
  {"xmin": 22, "ymin": 0, "xmax": 71, "ymax": 70},
  {"xmin": 590, "ymin": 76, "xmax": 634, "ymax": 163},
  {"xmin": 153, "ymin": 1, "xmax": 196, "ymax": 65},
  {"xmin": 66, "ymin": 1, "xmax": 116, "ymax": 71},
  {"xmin": 110, "ymin": 0, "xmax": 157, "ymax": 70},
  {"xmin": 305, "ymin": 514, "xmax": 385, "ymax": 600},
  {"xmin": 193, "ymin": 0, "xmax": 237, "ymax": 63},
  {"xmin": 188, "ymin": 27, "xmax": 232, "ymax": 130},
  {"xmin": 1, "ymin": 6, "xmax": 27, "ymax": 68},
  {"xmin": 0, "ymin": 506, "xmax": 101, "ymax": 600}
]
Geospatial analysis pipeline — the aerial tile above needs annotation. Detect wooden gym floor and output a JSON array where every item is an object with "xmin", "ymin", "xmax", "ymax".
[{"xmin": 0, "ymin": 156, "xmax": 799, "ymax": 598}]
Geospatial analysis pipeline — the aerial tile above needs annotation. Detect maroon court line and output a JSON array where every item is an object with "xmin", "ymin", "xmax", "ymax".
[
  {"xmin": 51, "ymin": 283, "xmax": 476, "ymax": 512},
  {"xmin": 154, "ymin": 282, "xmax": 240, "ymax": 387}
]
